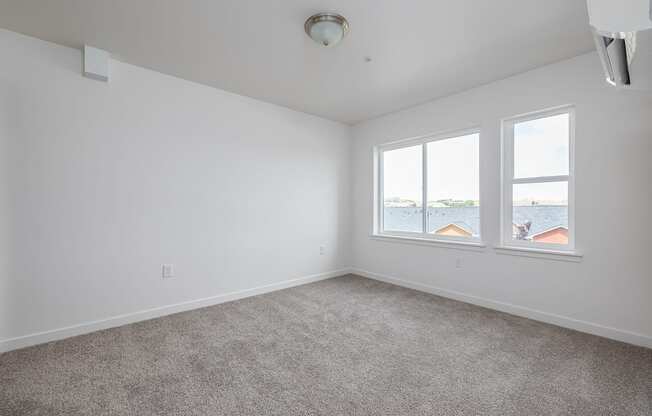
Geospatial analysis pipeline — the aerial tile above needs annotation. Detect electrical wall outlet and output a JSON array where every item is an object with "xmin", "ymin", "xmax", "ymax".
[
  {"xmin": 162, "ymin": 264, "xmax": 175, "ymax": 279},
  {"xmin": 455, "ymin": 258, "xmax": 462, "ymax": 269},
  {"xmin": 319, "ymin": 245, "xmax": 325, "ymax": 255}
]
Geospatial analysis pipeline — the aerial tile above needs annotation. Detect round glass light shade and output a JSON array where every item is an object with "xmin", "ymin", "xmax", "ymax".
[{"xmin": 305, "ymin": 13, "xmax": 349, "ymax": 47}]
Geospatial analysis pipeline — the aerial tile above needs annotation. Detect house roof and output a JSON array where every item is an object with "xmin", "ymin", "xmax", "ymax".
[
  {"xmin": 513, "ymin": 206, "xmax": 568, "ymax": 236},
  {"xmin": 434, "ymin": 223, "xmax": 473, "ymax": 236},
  {"xmin": 530, "ymin": 226, "xmax": 568, "ymax": 239}
]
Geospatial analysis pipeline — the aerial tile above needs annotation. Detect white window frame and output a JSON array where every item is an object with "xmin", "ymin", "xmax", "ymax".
[
  {"xmin": 373, "ymin": 127, "xmax": 482, "ymax": 245},
  {"xmin": 500, "ymin": 105, "xmax": 575, "ymax": 252}
]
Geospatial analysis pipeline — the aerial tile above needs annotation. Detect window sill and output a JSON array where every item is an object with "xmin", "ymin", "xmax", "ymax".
[
  {"xmin": 369, "ymin": 234, "xmax": 486, "ymax": 252},
  {"xmin": 494, "ymin": 246, "xmax": 583, "ymax": 262}
]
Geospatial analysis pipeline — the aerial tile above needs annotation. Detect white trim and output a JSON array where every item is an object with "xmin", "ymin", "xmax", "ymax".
[
  {"xmin": 369, "ymin": 234, "xmax": 486, "ymax": 252},
  {"xmin": 501, "ymin": 104, "xmax": 576, "ymax": 124},
  {"xmin": 376, "ymin": 147, "xmax": 384, "ymax": 235},
  {"xmin": 377, "ymin": 126, "xmax": 481, "ymax": 152},
  {"xmin": 0, "ymin": 268, "xmax": 351, "ymax": 354},
  {"xmin": 568, "ymin": 108, "xmax": 576, "ymax": 249},
  {"xmin": 502, "ymin": 236, "xmax": 572, "ymax": 252},
  {"xmin": 375, "ymin": 230, "xmax": 482, "ymax": 244},
  {"xmin": 494, "ymin": 245, "xmax": 582, "ymax": 262},
  {"xmin": 351, "ymin": 268, "xmax": 652, "ymax": 349},
  {"xmin": 512, "ymin": 175, "xmax": 569, "ymax": 184},
  {"xmin": 372, "ymin": 146, "xmax": 381, "ymax": 235}
]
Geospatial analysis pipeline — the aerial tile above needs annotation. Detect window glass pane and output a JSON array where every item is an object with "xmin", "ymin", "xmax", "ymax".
[
  {"xmin": 383, "ymin": 145, "xmax": 423, "ymax": 232},
  {"xmin": 512, "ymin": 182, "xmax": 568, "ymax": 244},
  {"xmin": 514, "ymin": 113, "xmax": 569, "ymax": 178},
  {"xmin": 427, "ymin": 133, "xmax": 480, "ymax": 238}
]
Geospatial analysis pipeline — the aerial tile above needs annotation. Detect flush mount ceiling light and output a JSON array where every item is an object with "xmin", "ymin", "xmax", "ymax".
[{"xmin": 304, "ymin": 13, "xmax": 349, "ymax": 47}]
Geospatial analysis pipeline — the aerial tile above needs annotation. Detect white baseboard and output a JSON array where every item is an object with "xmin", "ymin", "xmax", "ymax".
[
  {"xmin": 351, "ymin": 268, "xmax": 652, "ymax": 349},
  {"xmin": 5, "ymin": 267, "xmax": 648, "ymax": 353},
  {"xmin": 0, "ymin": 268, "xmax": 351, "ymax": 354}
]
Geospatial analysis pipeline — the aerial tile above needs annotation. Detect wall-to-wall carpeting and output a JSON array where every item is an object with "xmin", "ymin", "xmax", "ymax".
[{"xmin": 1, "ymin": 275, "xmax": 650, "ymax": 415}]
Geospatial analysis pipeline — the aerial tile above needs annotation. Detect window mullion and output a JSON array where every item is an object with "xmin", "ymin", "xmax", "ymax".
[
  {"xmin": 378, "ymin": 150, "xmax": 384, "ymax": 234},
  {"xmin": 513, "ymin": 175, "xmax": 569, "ymax": 184},
  {"xmin": 422, "ymin": 143, "xmax": 427, "ymax": 236},
  {"xmin": 502, "ymin": 123, "xmax": 514, "ymax": 246}
]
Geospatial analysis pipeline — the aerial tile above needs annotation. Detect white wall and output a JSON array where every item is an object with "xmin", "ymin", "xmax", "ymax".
[
  {"xmin": 352, "ymin": 53, "xmax": 652, "ymax": 347},
  {"xmin": 2, "ymin": 27, "xmax": 650, "ymax": 352},
  {"xmin": 0, "ymin": 29, "xmax": 352, "ymax": 349}
]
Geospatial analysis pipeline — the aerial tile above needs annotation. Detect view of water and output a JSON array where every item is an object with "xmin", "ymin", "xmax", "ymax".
[{"xmin": 383, "ymin": 206, "xmax": 567, "ymax": 237}]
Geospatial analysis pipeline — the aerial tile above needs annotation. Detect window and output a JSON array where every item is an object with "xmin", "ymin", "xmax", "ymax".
[
  {"xmin": 376, "ymin": 130, "xmax": 480, "ymax": 243},
  {"xmin": 381, "ymin": 144, "xmax": 423, "ymax": 233},
  {"xmin": 501, "ymin": 106, "xmax": 575, "ymax": 251}
]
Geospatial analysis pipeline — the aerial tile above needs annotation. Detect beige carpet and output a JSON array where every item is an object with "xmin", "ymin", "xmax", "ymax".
[{"xmin": 1, "ymin": 274, "xmax": 651, "ymax": 415}]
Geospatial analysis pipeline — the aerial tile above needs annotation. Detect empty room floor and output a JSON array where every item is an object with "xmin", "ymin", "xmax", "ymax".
[{"xmin": 1, "ymin": 275, "xmax": 651, "ymax": 416}]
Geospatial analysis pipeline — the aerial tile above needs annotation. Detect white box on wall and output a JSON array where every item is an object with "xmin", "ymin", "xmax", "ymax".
[{"xmin": 83, "ymin": 45, "xmax": 109, "ymax": 82}]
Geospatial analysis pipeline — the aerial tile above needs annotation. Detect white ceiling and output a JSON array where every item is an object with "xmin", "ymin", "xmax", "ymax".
[{"xmin": 0, "ymin": 0, "xmax": 594, "ymax": 124}]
